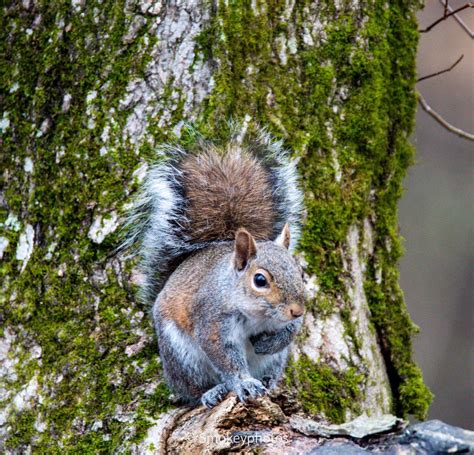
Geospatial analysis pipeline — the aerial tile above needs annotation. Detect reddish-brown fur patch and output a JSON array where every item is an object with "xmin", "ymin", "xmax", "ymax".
[
  {"xmin": 181, "ymin": 146, "xmax": 275, "ymax": 242},
  {"xmin": 159, "ymin": 289, "xmax": 193, "ymax": 332}
]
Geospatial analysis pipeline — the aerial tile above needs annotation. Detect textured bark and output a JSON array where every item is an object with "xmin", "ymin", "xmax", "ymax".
[
  {"xmin": 1, "ymin": 0, "xmax": 431, "ymax": 452},
  {"xmin": 133, "ymin": 395, "xmax": 473, "ymax": 454}
]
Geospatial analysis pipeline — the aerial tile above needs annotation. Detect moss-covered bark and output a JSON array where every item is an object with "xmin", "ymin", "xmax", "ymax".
[{"xmin": 1, "ymin": 0, "xmax": 431, "ymax": 452}]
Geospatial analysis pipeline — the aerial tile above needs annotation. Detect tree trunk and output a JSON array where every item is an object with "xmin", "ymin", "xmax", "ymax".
[{"xmin": 1, "ymin": 0, "xmax": 432, "ymax": 452}]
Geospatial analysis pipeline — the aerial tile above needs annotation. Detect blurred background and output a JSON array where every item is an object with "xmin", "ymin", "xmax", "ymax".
[{"xmin": 399, "ymin": 1, "xmax": 473, "ymax": 429}]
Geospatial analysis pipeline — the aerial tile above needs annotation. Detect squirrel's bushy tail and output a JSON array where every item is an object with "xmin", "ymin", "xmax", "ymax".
[{"xmin": 121, "ymin": 128, "xmax": 303, "ymax": 304}]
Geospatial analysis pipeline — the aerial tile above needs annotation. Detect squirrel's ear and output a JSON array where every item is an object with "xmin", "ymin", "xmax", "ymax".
[
  {"xmin": 234, "ymin": 228, "xmax": 257, "ymax": 271},
  {"xmin": 275, "ymin": 223, "xmax": 291, "ymax": 250}
]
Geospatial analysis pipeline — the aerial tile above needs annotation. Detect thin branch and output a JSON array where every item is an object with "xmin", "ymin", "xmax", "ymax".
[
  {"xmin": 417, "ymin": 92, "xmax": 474, "ymax": 141},
  {"xmin": 417, "ymin": 54, "xmax": 464, "ymax": 82},
  {"xmin": 439, "ymin": 0, "xmax": 474, "ymax": 37},
  {"xmin": 444, "ymin": 0, "xmax": 449, "ymax": 16},
  {"xmin": 420, "ymin": 2, "xmax": 473, "ymax": 33}
]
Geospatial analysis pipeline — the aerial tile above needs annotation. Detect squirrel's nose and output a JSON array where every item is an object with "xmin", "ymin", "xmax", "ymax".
[{"xmin": 289, "ymin": 303, "xmax": 304, "ymax": 319}]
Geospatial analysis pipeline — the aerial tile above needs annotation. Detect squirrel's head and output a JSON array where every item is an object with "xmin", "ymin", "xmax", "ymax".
[{"xmin": 232, "ymin": 225, "xmax": 305, "ymax": 325}]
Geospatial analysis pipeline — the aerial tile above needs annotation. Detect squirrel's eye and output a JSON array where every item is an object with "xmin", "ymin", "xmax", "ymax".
[{"xmin": 253, "ymin": 273, "xmax": 267, "ymax": 288}]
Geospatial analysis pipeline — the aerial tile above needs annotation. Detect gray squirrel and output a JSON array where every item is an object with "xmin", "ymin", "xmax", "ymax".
[{"xmin": 123, "ymin": 129, "xmax": 306, "ymax": 408}]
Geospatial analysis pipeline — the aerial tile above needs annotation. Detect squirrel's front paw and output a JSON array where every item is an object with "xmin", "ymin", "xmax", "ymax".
[
  {"xmin": 250, "ymin": 332, "xmax": 275, "ymax": 355},
  {"xmin": 201, "ymin": 383, "xmax": 228, "ymax": 408},
  {"xmin": 250, "ymin": 319, "xmax": 302, "ymax": 355},
  {"xmin": 230, "ymin": 377, "xmax": 267, "ymax": 402}
]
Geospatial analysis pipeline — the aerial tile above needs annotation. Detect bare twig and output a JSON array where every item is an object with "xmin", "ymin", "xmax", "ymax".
[
  {"xmin": 420, "ymin": 2, "xmax": 473, "ymax": 33},
  {"xmin": 444, "ymin": 0, "xmax": 449, "ymax": 16},
  {"xmin": 439, "ymin": 0, "xmax": 474, "ymax": 37},
  {"xmin": 417, "ymin": 92, "xmax": 474, "ymax": 141},
  {"xmin": 417, "ymin": 54, "xmax": 464, "ymax": 82}
]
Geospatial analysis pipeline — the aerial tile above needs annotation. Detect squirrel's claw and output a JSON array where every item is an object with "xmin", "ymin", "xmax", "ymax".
[
  {"xmin": 231, "ymin": 377, "xmax": 267, "ymax": 402},
  {"xmin": 201, "ymin": 377, "xmax": 267, "ymax": 408},
  {"xmin": 201, "ymin": 383, "xmax": 228, "ymax": 408}
]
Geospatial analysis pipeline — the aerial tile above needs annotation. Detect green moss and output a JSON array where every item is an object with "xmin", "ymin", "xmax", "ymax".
[
  {"xmin": 3, "ymin": 409, "xmax": 36, "ymax": 449},
  {"xmin": 313, "ymin": 294, "xmax": 336, "ymax": 318},
  {"xmin": 288, "ymin": 355, "xmax": 363, "ymax": 423}
]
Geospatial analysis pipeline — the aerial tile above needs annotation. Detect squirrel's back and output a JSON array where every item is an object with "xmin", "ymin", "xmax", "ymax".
[{"xmin": 122, "ymin": 129, "xmax": 303, "ymax": 304}]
